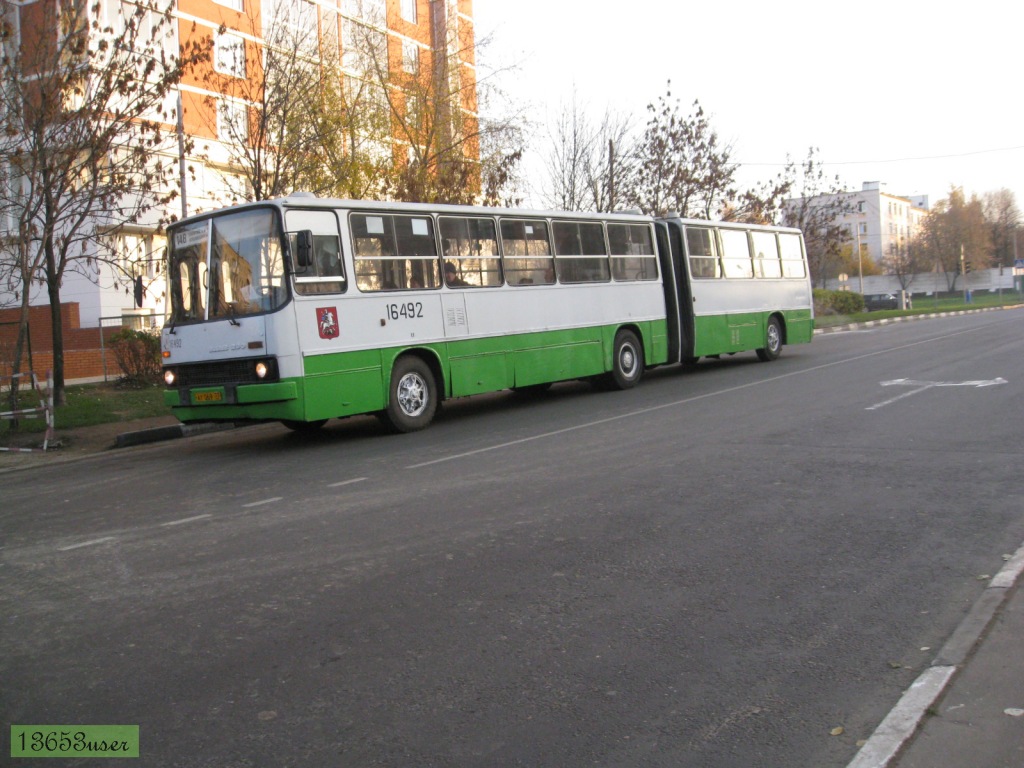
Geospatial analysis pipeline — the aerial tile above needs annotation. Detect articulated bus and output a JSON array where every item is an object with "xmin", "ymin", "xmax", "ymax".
[{"xmin": 160, "ymin": 195, "xmax": 813, "ymax": 433}]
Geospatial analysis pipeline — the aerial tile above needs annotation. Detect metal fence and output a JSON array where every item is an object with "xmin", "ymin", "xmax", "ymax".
[{"xmin": 0, "ymin": 370, "xmax": 55, "ymax": 452}]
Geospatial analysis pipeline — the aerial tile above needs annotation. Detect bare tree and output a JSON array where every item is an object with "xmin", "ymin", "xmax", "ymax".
[
  {"xmin": 0, "ymin": 0, "xmax": 208, "ymax": 402},
  {"xmin": 887, "ymin": 234, "xmax": 930, "ymax": 291},
  {"xmin": 724, "ymin": 160, "xmax": 795, "ymax": 225},
  {"xmin": 541, "ymin": 92, "xmax": 594, "ymax": 211},
  {"xmin": 625, "ymin": 83, "xmax": 735, "ymax": 218},
  {"xmin": 779, "ymin": 148, "xmax": 854, "ymax": 288},
  {"xmin": 279, "ymin": 3, "xmax": 525, "ymax": 206},
  {"xmin": 539, "ymin": 91, "xmax": 634, "ymax": 213},
  {"xmin": 199, "ymin": 0, "xmax": 323, "ymax": 202}
]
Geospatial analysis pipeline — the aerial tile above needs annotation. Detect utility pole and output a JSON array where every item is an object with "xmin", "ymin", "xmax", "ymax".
[
  {"xmin": 960, "ymin": 244, "xmax": 967, "ymax": 304},
  {"xmin": 608, "ymin": 139, "xmax": 615, "ymax": 212},
  {"xmin": 177, "ymin": 89, "xmax": 187, "ymax": 220}
]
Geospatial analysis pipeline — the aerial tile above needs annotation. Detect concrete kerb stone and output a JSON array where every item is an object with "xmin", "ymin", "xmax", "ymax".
[
  {"xmin": 814, "ymin": 305, "xmax": 1016, "ymax": 335},
  {"xmin": 844, "ymin": 540, "xmax": 1024, "ymax": 768},
  {"xmin": 114, "ymin": 421, "xmax": 235, "ymax": 449}
]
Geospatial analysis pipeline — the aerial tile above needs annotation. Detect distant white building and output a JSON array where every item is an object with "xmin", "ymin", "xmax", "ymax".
[{"xmin": 786, "ymin": 181, "xmax": 930, "ymax": 276}]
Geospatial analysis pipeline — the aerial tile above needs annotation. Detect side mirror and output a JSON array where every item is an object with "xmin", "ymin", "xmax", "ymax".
[{"xmin": 294, "ymin": 230, "xmax": 314, "ymax": 272}]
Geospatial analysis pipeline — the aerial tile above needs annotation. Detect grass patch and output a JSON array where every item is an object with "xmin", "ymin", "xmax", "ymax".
[{"xmin": 2, "ymin": 381, "xmax": 168, "ymax": 434}]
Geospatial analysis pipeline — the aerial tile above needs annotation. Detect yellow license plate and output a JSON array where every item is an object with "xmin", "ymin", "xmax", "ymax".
[{"xmin": 194, "ymin": 391, "xmax": 223, "ymax": 403}]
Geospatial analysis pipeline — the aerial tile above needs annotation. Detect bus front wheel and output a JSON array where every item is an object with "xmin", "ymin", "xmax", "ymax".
[
  {"xmin": 607, "ymin": 329, "xmax": 644, "ymax": 390},
  {"xmin": 382, "ymin": 356, "xmax": 437, "ymax": 433},
  {"xmin": 756, "ymin": 317, "xmax": 783, "ymax": 362}
]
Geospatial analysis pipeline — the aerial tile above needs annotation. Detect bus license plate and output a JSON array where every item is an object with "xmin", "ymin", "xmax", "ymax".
[{"xmin": 195, "ymin": 391, "xmax": 222, "ymax": 403}]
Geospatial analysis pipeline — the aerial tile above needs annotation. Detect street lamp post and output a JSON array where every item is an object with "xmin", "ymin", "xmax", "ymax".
[{"xmin": 855, "ymin": 230, "xmax": 864, "ymax": 294}]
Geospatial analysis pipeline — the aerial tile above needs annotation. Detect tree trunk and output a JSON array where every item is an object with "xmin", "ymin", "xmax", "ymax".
[
  {"xmin": 44, "ymin": 233, "xmax": 66, "ymax": 406},
  {"xmin": 6, "ymin": 292, "xmax": 34, "ymax": 429}
]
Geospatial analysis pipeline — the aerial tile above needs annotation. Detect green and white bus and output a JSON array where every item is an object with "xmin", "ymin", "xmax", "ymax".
[{"xmin": 161, "ymin": 195, "xmax": 813, "ymax": 432}]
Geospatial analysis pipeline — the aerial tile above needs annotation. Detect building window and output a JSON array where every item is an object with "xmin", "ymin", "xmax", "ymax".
[
  {"xmin": 217, "ymin": 98, "xmax": 248, "ymax": 142},
  {"xmin": 342, "ymin": 0, "xmax": 386, "ymax": 24},
  {"xmin": 214, "ymin": 0, "xmax": 244, "ymax": 10},
  {"xmin": 400, "ymin": 0, "xmax": 417, "ymax": 23},
  {"xmin": 214, "ymin": 33, "xmax": 246, "ymax": 78},
  {"xmin": 342, "ymin": 20, "xmax": 387, "ymax": 72},
  {"xmin": 402, "ymin": 39, "xmax": 419, "ymax": 74}
]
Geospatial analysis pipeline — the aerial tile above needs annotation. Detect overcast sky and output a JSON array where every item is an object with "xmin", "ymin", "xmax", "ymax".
[{"xmin": 474, "ymin": 0, "xmax": 1023, "ymax": 211}]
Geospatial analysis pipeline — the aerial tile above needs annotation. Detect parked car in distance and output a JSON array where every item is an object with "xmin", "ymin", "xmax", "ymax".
[{"xmin": 863, "ymin": 293, "xmax": 899, "ymax": 311}]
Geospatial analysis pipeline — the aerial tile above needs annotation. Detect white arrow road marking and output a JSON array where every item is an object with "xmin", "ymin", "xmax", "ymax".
[
  {"xmin": 868, "ymin": 378, "xmax": 1007, "ymax": 410},
  {"xmin": 880, "ymin": 377, "xmax": 1008, "ymax": 388}
]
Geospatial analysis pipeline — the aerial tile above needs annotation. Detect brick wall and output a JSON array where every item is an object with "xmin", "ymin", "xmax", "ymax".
[{"xmin": 0, "ymin": 304, "xmax": 126, "ymax": 380}]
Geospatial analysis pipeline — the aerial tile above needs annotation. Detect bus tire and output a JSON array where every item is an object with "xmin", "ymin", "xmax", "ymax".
[
  {"xmin": 607, "ymin": 329, "xmax": 644, "ymax": 390},
  {"xmin": 282, "ymin": 419, "xmax": 327, "ymax": 432},
  {"xmin": 756, "ymin": 317, "xmax": 783, "ymax": 362},
  {"xmin": 382, "ymin": 356, "xmax": 437, "ymax": 433}
]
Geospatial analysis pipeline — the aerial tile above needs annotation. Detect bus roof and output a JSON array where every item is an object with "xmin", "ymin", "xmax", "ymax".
[{"xmin": 171, "ymin": 193, "xmax": 803, "ymax": 236}]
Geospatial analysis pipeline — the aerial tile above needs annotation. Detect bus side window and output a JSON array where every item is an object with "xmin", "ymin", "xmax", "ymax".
[
  {"xmin": 285, "ymin": 209, "xmax": 347, "ymax": 295},
  {"xmin": 685, "ymin": 227, "xmax": 721, "ymax": 279},
  {"xmin": 779, "ymin": 233, "xmax": 807, "ymax": 278},
  {"xmin": 608, "ymin": 223, "xmax": 658, "ymax": 281},
  {"xmin": 552, "ymin": 220, "xmax": 609, "ymax": 283},
  {"xmin": 751, "ymin": 231, "xmax": 782, "ymax": 278},
  {"xmin": 439, "ymin": 216, "xmax": 503, "ymax": 287},
  {"xmin": 719, "ymin": 229, "xmax": 754, "ymax": 279},
  {"xmin": 500, "ymin": 219, "xmax": 555, "ymax": 286},
  {"xmin": 352, "ymin": 213, "xmax": 440, "ymax": 291}
]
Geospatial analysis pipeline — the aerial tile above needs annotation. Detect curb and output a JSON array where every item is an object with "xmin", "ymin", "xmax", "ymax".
[
  {"xmin": 114, "ymin": 421, "xmax": 236, "ymax": 448},
  {"xmin": 845, "ymin": 542, "xmax": 1024, "ymax": 768},
  {"xmin": 815, "ymin": 305, "xmax": 1017, "ymax": 335}
]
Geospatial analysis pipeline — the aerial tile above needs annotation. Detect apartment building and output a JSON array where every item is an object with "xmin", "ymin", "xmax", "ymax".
[
  {"xmin": 1, "ymin": 0, "xmax": 477, "ymax": 332},
  {"xmin": 840, "ymin": 181, "xmax": 929, "ymax": 270},
  {"xmin": 786, "ymin": 181, "xmax": 929, "ymax": 272}
]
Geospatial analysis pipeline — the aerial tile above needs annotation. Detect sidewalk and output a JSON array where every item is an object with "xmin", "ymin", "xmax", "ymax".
[
  {"xmin": 849, "ymin": 546, "xmax": 1024, "ymax": 768},
  {"xmin": 0, "ymin": 415, "xmax": 232, "ymax": 472}
]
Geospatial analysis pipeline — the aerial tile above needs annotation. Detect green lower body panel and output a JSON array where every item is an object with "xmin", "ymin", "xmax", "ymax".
[
  {"xmin": 692, "ymin": 309, "xmax": 813, "ymax": 357},
  {"xmin": 166, "ymin": 380, "xmax": 302, "ymax": 423},
  {"xmin": 166, "ymin": 320, "xmax": 669, "ymax": 424}
]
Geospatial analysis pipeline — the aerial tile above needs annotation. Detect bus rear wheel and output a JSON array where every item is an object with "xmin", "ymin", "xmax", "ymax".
[
  {"xmin": 381, "ymin": 356, "xmax": 437, "ymax": 433},
  {"xmin": 606, "ymin": 329, "xmax": 644, "ymax": 390},
  {"xmin": 756, "ymin": 317, "xmax": 783, "ymax": 362}
]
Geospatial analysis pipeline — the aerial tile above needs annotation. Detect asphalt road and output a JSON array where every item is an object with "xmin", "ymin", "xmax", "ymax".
[{"xmin": 3, "ymin": 309, "xmax": 1023, "ymax": 767}]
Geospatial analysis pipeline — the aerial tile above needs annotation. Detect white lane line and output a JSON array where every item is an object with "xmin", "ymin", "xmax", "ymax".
[
  {"xmin": 58, "ymin": 536, "xmax": 116, "ymax": 552},
  {"xmin": 327, "ymin": 477, "xmax": 368, "ymax": 488},
  {"xmin": 242, "ymin": 497, "xmax": 283, "ymax": 508},
  {"xmin": 409, "ymin": 324, "xmax": 993, "ymax": 469},
  {"xmin": 160, "ymin": 514, "xmax": 213, "ymax": 527}
]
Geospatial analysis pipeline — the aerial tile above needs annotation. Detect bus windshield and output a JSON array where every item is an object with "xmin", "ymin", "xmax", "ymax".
[{"xmin": 168, "ymin": 209, "xmax": 287, "ymax": 324}]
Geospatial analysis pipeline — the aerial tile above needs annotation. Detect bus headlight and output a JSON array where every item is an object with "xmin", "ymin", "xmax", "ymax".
[
  {"xmin": 255, "ymin": 361, "xmax": 269, "ymax": 379},
  {"xmin": 163, "ymin": 369, "xmax": 177, "ymax": 387}
]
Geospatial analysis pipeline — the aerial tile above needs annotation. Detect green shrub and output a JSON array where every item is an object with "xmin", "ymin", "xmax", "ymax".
[
  {"xmin": 813, "ymin": 289, "xmax": 864, "ymax": 316},
  {"xmin": 109, "ymin": 328, "xmax": 161, "ymax": 387},
  {"xmin": 831, "ymin": 290, "xmax": 865, "ymax": 314}
]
